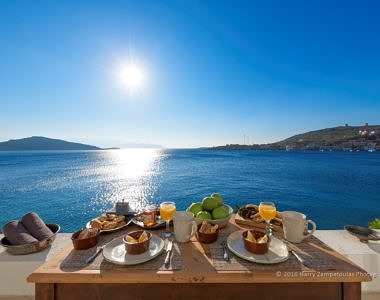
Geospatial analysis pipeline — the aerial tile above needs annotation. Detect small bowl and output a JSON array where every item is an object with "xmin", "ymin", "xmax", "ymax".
[
  {"xmin": 71, "ymin": 228, "xmax": 100, "ymax": 250},
  {"xmin": 242, "ymin": 230, "xmax": 270, "ymax": 254},
  {"xmin": 123, "ymin": 230, "xmax": 152, "ymax": 255},
  {"xmin": 196, "ymin": 224, "xmax": 219, "ymax": 244}
]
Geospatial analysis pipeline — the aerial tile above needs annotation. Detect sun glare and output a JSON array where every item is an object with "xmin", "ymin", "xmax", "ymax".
[{"xmin": 119, "ymin": 64, "xmax": 146, "ymax": 90}]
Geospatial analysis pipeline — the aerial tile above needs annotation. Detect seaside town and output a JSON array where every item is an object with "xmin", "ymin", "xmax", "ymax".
[{"xmin": 211, "ymin": 124, "xmax": 379, "ymax": 152}]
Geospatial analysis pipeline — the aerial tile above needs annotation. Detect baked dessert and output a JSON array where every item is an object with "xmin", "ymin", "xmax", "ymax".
[{"xmin": 89, "ymin": 214, "xmax": 126, "ymax": 230}]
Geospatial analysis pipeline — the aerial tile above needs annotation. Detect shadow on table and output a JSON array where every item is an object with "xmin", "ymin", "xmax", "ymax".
[
  {"xmin": 195, "ymin": 222, "xmax": 241, "ymax": 269},
  {"xmin": 60, "ymin": 247, "xmax": 98, "ymax": 272}
]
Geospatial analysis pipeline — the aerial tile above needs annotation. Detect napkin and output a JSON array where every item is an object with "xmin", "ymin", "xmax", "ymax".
[
  {"xmin": 2, "ymin": 220, "xmax": 38, "ymax": 245},
  {"xmin": 21, "ymin": 212, "xmax": 53, "ymax": 241}
]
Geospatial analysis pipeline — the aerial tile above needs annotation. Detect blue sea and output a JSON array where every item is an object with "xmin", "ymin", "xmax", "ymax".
[{"xmin": 0, "ymin": 149, "xmax": 379, "ymax": 232}]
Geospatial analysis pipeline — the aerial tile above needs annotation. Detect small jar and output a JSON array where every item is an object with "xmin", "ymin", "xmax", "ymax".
[{"xmin": 142, "ymin": 205, "xmax": 157, "ymax": 227}]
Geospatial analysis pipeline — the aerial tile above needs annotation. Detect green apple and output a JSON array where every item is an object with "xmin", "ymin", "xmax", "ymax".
[
  {"xmin": 188, "ymin": 202, "xmax": 203, "ymax": 216},
  {"xmin": 211, "ymin": 193, "xmax": 223, "ymax": 206},
  {"xmin": 196, "ymin": 211, "xmax": 212, "ymax": 220},
  {"xmin": 202, "ymin": 196, "xmax": 218, "ymax": 211},
  {"xmin": 212, "ymin": 206, "xmax": 229, "ymax": 219}
]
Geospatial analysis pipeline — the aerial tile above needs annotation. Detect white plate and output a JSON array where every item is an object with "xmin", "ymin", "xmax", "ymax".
[
  {"xmin": 86, "ymin": 220, "xmax": 130, "ymax": 234},
  {"xmin": 102, "ymin": 234, "xmax": 165, "ymax": 265},
  {"xmin": 227, "ymin": 231, "xmax": 289, "ymax": 264},
  {"xmin": 132, "ymin": 216, "xmax": 167, "ymax": 229}
]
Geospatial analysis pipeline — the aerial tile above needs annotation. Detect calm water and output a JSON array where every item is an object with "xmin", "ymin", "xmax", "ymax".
[{"xmin": 0, "ymin": 149, "xmax": 379, "ymax": 232}]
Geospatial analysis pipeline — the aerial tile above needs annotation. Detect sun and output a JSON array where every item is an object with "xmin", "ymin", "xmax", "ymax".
[{"xmin": 119, "ymin": 64, "xmax": 146, "ymax": 90}]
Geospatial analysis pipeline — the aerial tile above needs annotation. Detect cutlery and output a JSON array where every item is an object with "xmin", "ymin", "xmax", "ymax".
[
  {"xmin": 221, "ymin": 240, "xmax": 230, "ymax": 261},
  {"xmin": 289, "ymin": 249, "xmax": 312, "ymax": 269},
  {"xmin": 86, "ymin": 245, "xmax": 105, "ymax": 264},
  {"xmin": 164, "ymin": 239, "xmax": 173, "ymax": 267},
  {"xmin": 126, "ymin": 215, "xmax": 136, "ymax": 226}
]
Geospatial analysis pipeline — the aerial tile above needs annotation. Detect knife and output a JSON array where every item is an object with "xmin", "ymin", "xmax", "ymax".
[
  {"xmin": 86, "ymin": 245, "xmax": 105, "ymax": 264},
  {"xmin": 164, "ymin": 239, "xmax": 173, "ymax": 267},
  {"xmin": 289, "ymin": 249, "xmax": 312, "ymax": 269}
]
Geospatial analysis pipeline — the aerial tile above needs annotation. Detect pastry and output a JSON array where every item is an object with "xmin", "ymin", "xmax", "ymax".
[
  {"xmin": 90, "ymin": 219, "xmax": 102, "ymax": 229},
  {"xmin": 89, "ymin": 214, "xmax": 126, "ymax": 230}
]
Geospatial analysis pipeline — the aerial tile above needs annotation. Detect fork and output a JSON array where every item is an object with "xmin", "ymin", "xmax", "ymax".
[
  {"xmin": 221, "ymin": 241, "xmax": 230, "ymax": 261},
  {"xmin": 164, "ymin": 238, "xmax": 173, "ymax": 268}
]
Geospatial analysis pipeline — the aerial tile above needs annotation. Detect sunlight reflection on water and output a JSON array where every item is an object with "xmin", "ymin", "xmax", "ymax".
[
  {"xmin": 2, "ymin": 150, "xmax": 379, "ymax": 232},
  {"xmin": 89, "ymin": 149, "xmax": 165, "ymax": 212}
]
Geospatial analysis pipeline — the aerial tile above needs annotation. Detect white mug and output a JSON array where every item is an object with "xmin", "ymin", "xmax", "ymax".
[
  {"xmin": 281, "ymin": 211, "xmax": 316, "ymax": 243},
  {"xmin": 173, "ymin": 211, "xmax": 197, "ymax": 243}
]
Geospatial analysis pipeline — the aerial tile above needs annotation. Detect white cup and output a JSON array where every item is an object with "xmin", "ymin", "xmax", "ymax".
[
  {"xmin": 173, "ymin": 211, "xmax": 197, "ymax": 243},
  {"xmin": 281, "ymin": 211, "xmax": 316, "ymax": 243}
]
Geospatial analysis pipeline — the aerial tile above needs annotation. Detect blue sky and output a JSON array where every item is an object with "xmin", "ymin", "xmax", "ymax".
[{"xmin": 1, "ymin": 0, "xmax": 379, "ymax": 148}]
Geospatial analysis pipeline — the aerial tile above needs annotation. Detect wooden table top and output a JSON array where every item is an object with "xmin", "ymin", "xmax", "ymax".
[{"xmin": 27, "ymin": 215, "xmax": 372, "ymax": 284}]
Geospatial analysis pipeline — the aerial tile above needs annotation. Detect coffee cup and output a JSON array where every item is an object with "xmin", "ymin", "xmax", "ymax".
[
  {"xmin": 281, "ymin": 211, "xmax": 316, "ymax": 243},
  {"xmin": 173, "ymin": 211, "xmax": 197, "ymax": 243}
]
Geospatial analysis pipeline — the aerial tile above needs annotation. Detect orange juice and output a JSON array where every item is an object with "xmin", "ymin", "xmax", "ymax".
[
  {"xmin": 160, "ymin": 203, "xmax": 176, "ymax": 221},
  {"xmin": 259, "ymin": 205, "xmax": 276, "ymax": 221}
]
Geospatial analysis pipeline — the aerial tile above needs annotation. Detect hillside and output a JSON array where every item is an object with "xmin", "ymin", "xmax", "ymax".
[
  {"xmin": 210, "ymin": 125, "xmax": 380, "ymax": 151},
  {"xmin": 278, "ymin": 125, "xmax": 380, "ymax": 146},
  {"xmin": 0, "ymin": 136, "xmax": 101, "ymax": 151}
]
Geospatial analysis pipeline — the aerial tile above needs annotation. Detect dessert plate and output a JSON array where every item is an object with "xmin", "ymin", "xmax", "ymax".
[
  {"xmin": 132, "ymin": 215, "xmax": 167, "ymax": 229},
  {"xmin": 227, "ymin": 230, "xmax": 289, "ymax": 264},
  {"xmin": 103, "ymin": 234, "xmax": 165, "ymax": 265},
  {"xmin": 86, "ymin": 216, "xmax": 135, "ymax": 234},
  {"xmin": 86, "ymin": 221, "xmax": 129, "ymax": 233}
]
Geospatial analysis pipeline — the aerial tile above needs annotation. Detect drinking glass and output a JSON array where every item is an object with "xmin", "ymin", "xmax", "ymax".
[
  {"xmin": 259, "ymin": 201, "xmax": 276, "ymax": 236},
  {"xmin": 160, "ymin": 201, "xmax": 176, "ymax": 238}
]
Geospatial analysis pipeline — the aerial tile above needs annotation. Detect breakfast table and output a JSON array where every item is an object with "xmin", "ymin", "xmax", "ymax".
[{"xmin": 27, "ymin": 214, "xmax": 371, "ymax": 300}]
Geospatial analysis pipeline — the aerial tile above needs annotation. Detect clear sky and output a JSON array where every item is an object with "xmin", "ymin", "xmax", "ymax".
[{"xmin": 0, "ymin": 0, "xmax": 379, "ymax": 148}]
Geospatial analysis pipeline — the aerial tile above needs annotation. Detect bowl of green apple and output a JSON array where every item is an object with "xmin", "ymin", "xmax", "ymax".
[{"xmin": 186, "ymin": 193, "xmax": 233, "ymax": 228}]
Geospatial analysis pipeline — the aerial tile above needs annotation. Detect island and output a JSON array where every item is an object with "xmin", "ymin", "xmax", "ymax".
[
  {"xmin": 210, "ymin": 124, "xmax": 380, "ymax": 152},
  {"xmin": 0, "ymin": 136, "xmax": 102, "ymax": 151}
]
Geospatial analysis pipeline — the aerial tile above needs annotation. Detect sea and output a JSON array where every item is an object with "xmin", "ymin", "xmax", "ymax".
[{"xmin": 0, "ymin": 149, "xmax": 379, "ymax": 232}]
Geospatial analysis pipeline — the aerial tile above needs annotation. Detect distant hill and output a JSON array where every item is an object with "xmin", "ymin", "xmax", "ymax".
[
  {"xmin": 210, "ymin": 125, "xmax": 380, "ymax": 151},
  {"xmin": 0, "ymin": 136, "xmax": 101, "ymax": 151},
  {"xmin": 277, "ymin": 125, "xmax": 380, "ymax": 147}
]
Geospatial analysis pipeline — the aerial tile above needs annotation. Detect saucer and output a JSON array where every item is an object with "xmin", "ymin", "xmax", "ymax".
[{"xmin": 132, "ymin": 216, "xmax": 167, "ymax": 229}]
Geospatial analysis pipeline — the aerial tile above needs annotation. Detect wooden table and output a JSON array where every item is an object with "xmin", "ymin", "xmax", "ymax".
[{"xmin": 28, "ymin": 215, "xmax": 371, "ymax": 300}]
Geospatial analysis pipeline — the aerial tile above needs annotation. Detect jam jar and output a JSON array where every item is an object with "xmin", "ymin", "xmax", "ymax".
[{"xmin": 142, "ymin": 205, "xmax": 157, "ymax": 227}]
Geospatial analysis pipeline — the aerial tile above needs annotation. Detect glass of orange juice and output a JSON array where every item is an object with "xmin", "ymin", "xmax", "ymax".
[
  {"xmin": 160, "ymin": 201, "xmax": 176, "ymax": 238},
  {"xmin": 259, "ymin": 201, "xmax": 276, "ymax": 236}
]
